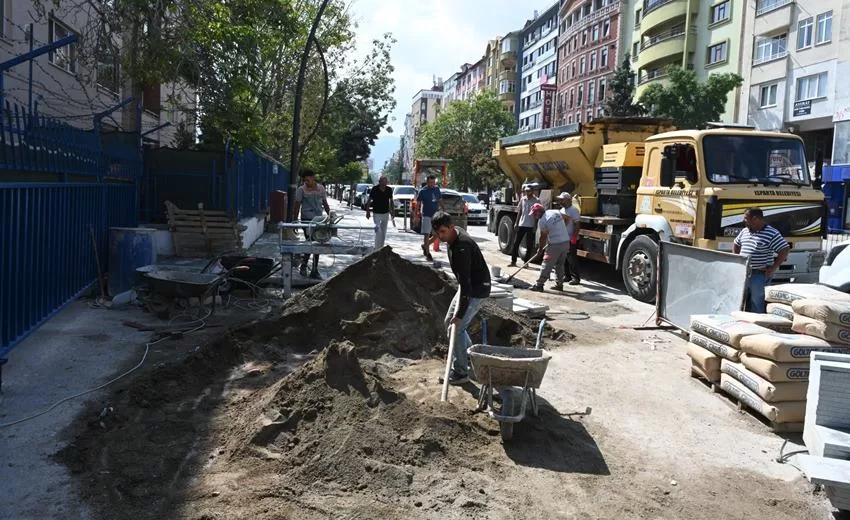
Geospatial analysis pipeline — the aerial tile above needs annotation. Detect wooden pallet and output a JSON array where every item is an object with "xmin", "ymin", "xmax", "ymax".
[
  {"xmin": 689, "ymin": 368, "xmax": 803, "ymax": 433},
  {"xmin": 165, "ymin": 201, "xmax": 246, "ymax": 257}
]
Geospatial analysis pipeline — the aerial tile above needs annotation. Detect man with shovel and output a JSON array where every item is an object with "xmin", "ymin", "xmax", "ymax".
[
  {"xmin": 432, "ymin": 210, "xmax": 491, "ymax": 385},
  {"xmin": 528, "ymin": 203, "xmax": 571, "ymax": 292}
]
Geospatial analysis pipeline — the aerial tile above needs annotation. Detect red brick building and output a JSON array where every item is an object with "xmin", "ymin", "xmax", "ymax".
[{"xmin": 555, "ymin": 0, "xmax": 621, "ymax": 126}]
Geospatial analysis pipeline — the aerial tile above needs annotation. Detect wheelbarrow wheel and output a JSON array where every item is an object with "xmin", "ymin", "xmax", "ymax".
[{"xmin": 499, "ymin": 421, "xmax": 514, "ymax": 441}]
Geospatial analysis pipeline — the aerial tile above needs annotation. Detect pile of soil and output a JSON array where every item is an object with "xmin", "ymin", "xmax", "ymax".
[{"xmin": 56, "ymin": 248, "xmax": 558, "ymax": 519}]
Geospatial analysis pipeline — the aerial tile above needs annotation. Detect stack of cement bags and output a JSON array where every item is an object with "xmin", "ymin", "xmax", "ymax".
[
  {"xmin": 688, "ymin": 315, "xmax": 773, "ymax": 383},
  {"xmin": 713, "ymin": 283, "xmax": 850, "ymax": 427}
]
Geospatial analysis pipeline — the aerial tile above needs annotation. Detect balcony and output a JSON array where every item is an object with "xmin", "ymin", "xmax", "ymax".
[
  {"xmin": 499, "ymin": 69, "xmax": 516, "ymax": 82},
  {"xmin": 641, "ymin": 0, "xmax": 687, "ymax": 34},
  {"xmin": 753, "ymin": 50, "xmax": 787, "ymax": 66},
  {"xmin": 500, "ymin": 49, "xmax": 517, "ymax": 67},
  {"xmin": 756, "ymin": 0, "xmax": 792, "ymax": 16},
  {"xmin": 638, "ymin": 67, "xmax": 669, "ymax": 85},
  {"xmin": 500, "ymin": 91, "xmax": 515, "ymax": 102},
  {"xmin": 754, "ymin": 0, "xmax": 793, "ymax": 34},
  {"xmin": 638, "ymin": 28, "xmax": 686, "ymax": 69},
  {"xmin": 563, "ymin": 3, "xmax": 618, "ymax": 39}
]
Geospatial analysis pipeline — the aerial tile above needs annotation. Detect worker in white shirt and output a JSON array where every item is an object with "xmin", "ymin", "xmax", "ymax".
[{"xmin": 557, "ymin": 192, "xmax": 581, "ymax": 286}]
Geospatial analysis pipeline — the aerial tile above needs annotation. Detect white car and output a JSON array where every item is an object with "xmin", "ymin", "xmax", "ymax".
[
  {"xmin": 820, "ymin": 242, "xmax": 850, "ymax": 291},
  {"xmin": 389, "ymin": 185, "xmax": 416, "ymax": 216},
  {"xmin": 461, "ymin": 193, "xmax": 488, "ymax": 225}
]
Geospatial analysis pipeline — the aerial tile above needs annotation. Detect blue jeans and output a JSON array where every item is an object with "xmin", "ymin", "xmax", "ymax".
[
  {"xmin": 444, "ymin": 289, "xmax": 485, "ymax": 376},
  {"xmin": 747, "ymin": 271, "xmax": 771, "ymax": 314}
]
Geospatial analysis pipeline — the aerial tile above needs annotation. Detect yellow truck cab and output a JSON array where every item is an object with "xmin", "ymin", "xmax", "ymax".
[{"xmin": 490, "ymin": 117, "xmax": 826, "ymax": 303}]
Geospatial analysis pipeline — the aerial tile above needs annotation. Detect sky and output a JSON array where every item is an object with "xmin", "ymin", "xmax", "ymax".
[{"xmin": 348, "ymin": 0, "xmax": 555, "ymax": 172}]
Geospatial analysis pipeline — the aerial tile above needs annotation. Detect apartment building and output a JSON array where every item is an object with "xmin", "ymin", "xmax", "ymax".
[
  {"xmin": 555, "ymin": 0, "xmax": 622, "ymax": 126},
  {"xmin": 456, "ymin": 59, "xmax": 486, "ymax": 101},
  {"xmin": 517, "ymin": 2, "xmax": 561, "ymax": 133},
  {"xmin": 443, "ymin": 72, "xmax": 460, "ymax": 104},
  {"xmin": 739, "ymin": 0, "xmax": 846, "ymax": 165},
  {"xmin": 0, "ymin": 1, "xmax": 194, "ymax": 145},
  {"xmin": 621, "ymin": 0, "xmax": 745, "ymax": 123},
  {"xmin": 402, "ymin": 86, "xmax": 444, "ymax": 172},
  {"xmin": 484, "ymin": 31, "xmax": 520, "ymax": 113}
]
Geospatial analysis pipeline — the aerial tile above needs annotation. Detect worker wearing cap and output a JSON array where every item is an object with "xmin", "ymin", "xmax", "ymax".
[
  {"xmin": 509, "ymin": 185, "xmax": 539, "ymax": 267},
  {"xmin": 528, "ymin": 203, "xmax": 571, "ymax": 292},
  {"xmin": 557, "ymin": 192, "xmax": 581, "ymax": 285}
]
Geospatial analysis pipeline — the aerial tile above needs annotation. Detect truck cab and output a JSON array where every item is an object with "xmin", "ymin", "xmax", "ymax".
[{"xmin": 490, "ymin": 118, "xmax": 826, "ymax": 303}]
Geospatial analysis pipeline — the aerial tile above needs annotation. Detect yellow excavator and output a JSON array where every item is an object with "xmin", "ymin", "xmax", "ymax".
[{"xmin": 489, "ymin": 117, "xmax": 827, "ymax": 303}]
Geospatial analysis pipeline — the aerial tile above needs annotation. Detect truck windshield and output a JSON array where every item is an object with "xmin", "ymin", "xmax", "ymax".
[
  {"xmin": 392, "ymin": 187, "xmax": 416, "ymax": 196},
  {"xmin": 703, "ymin": 135, "xmax": 810, "ymax": 186}
]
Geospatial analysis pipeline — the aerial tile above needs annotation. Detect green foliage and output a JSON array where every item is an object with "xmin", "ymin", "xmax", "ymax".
[
  {"xmin": 382, "ymin": 152, "xmax": 404, "ymax": 185},
  {"xmin": 416, "ymin": 91, "xmax": 516, "ymax": 192},
  {"xmin": 603, "ymin": 53, "xmax": 645, "ymax": 117},
  {"xmin": 639, "ymin": 66, "xmax": 743, "ymax": 129}
]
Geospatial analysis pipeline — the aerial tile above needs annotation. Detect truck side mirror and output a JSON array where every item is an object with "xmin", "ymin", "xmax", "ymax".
[{"xmin": 660, "ymin": 145, "xmax": 678, "ymax": 187}]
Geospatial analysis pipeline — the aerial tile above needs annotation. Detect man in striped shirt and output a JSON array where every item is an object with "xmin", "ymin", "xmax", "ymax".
[{"xmin": 733, "ymin": 207, "xmax": 790, "ymax": 313}]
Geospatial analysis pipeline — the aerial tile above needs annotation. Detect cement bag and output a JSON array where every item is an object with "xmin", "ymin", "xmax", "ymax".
[
  {"xmin": 730, "ymin": 311, "xmax": 793, "ymax": 333},
  {"xmin": 721, "ymin": 359, "xmax": 808, "ymax": 402},
  {"xmin": 689, "ymin": 332, "xmax": 741, "ymax": 362},
  {"xmin": 791, "ymin": 314, "xmax": 850, "ymax": 345},
  {"xmin": 765, "ymin": 283, "xmax": 850, "ymax": 305},
  {"xmin": 688, "ymin": 343, "xmax": 721, "ymax": 381},
  {"xmin": 739, "ymin": 332, "xmax": 850, "ymax": 363},
  {"xmin": 689, "ymin": 315, "xmax": 773, "ymax": 348},
  {"xmin": 719, "ymin": 374, "xmax": 807, "ymax": 424},
  {"xmin": 740, "ymin": 353, "xmax": 809, "ymax": 382},
  {"xmin": 767, "ymin": 303, "xmax": 795, "ymax": 321},
  {"xmin": 792, "ymin": 298, "xmax": 850, "ymax": 326}
]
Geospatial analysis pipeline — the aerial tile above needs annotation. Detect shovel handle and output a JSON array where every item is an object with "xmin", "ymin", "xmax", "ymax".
[{"xmin": 441, "ymin": 324, "xmax": 457, "ymax": 403}]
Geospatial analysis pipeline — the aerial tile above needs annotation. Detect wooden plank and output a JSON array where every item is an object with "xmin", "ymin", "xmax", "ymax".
[
  {"xmin": 579, "ymin": 229, "xmax": 612, "ymax": 240},
  {"xmin": 577, "ymin": 250, "xmax": 610, "ymax": 263},
  {"xmin": 171, "ymin": 225, "xmax": 244, "ymax": 234}
]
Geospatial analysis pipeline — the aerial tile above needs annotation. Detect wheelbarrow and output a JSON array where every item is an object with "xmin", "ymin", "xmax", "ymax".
[
  {"xmin": 139, "ymin": 266, "xmax": 248, "ymax": 318},
  {"xmin": 469, "ymin": 320, "xmax": 551, "ymax": 441}
]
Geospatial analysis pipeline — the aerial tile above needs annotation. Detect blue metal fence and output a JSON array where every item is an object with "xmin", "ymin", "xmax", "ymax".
[
  {"xmin": 0, "ymin": 101, "xmax": 139, "ymax": 356},
  {"xmin": 141, "ymin": 145, "xmax": 288, "ymax": 223}
]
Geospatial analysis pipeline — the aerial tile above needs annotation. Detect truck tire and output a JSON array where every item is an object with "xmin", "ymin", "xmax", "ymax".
[
  {"xmin": 497, "ymin": 215, "xmax": 515, "ymax": 254},
  {"xmin": 622, "ymin": 235, "xmax": 658, "ymax": 304}
]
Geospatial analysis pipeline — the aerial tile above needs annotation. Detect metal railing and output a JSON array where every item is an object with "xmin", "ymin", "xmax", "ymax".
[
  {"xmin": 638, "ymin": 69, "xmax": 668, "ymax": 85},
  {"xmin": 644, "ymin": 0, "xmax": 675, "ymax": 16},
  {"xmin": 753, "ymin": 49, "xmax": 788, "ymax": 65},
  {"xmin": 563, "ymin": 4, "xmax": 618, "ymax": 38},
  {"xmin": 641, "ymin": 25, "xmax": 686, "ymax": 50}
]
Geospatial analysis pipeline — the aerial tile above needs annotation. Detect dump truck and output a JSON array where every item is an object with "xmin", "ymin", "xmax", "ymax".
[{"xmin": 488, "ymin": 117, "xmax": 827, "ymax": 303}]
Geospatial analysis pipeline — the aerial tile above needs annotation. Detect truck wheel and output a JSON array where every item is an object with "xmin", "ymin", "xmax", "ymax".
[
  {"xmin": 622, "ymin": 235, "xmax": 658, "ymax": 304},
  {"xmin": 497, "ymin": 215, "xmax": 515, "ymax": 254}
]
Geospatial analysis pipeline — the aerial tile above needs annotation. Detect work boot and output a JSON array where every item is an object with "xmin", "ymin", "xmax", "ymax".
[
  {"xmin": 530, "ymin": 284, "xmax": 543, "ymax": 292},
  {"xmin": 552, "ymin": 283, "xmax": 563, "ymax": 291},
  {"xmin": 299, "ymin": 264, "xmax": 308, "ymax": 277},
  {"xmin": 569, "ymin": 279, "xmax": 581, "ymax": 286},
  {"xmin": 309, "ymin": 270, "xmax": 322, "ymax": 280},
  {"xmin": 422, "ymin": 244, "xmax": 433, "ymax": 261},
  {"xmin": 508, "ymin": 262, "xmax": 517, "ymax": 267}
]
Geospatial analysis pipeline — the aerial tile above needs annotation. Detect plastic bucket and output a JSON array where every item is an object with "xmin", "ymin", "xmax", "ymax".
[{"xmin": 489, "ymin": 266, "xmax": 502, "ymax": 278}]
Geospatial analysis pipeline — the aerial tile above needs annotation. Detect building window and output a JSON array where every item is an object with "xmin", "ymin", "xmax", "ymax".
[
  {"xmin": 707, "ymin": 42, "xmax": 728, "ymax": 65},
  {"xmin": 582, "ymin": 30, "xmax": 588, "ymax": 45},
  {"xmin": 632, "ymin": 41, "xmax": 640, "ymax": 57},
  {"xmin": 797, "ymin": 17, "xmax": 813, "ymax": 49},
  {"xmin": 597, "ymin": 106, "xmax": 605, "ymax": 117},
  {"xmin": 568, "ymin": 115, "xmax": 573, "ymax": 124},
  {"xmin": 759, "ymin": 83, "xmax": 778, "ymax": 107},
  {"xmin": 603, "ymin": 19, "xmax": 611, "ymax": 38},
  {"xmin": 635, "ymin": 8, "xmax": 642, "ymax": 26},
  {"xmin": 96, "ymin": 41, "xmax": 120, "ymax": 94},
  {"xmin": 601, "ymin": 47, "xmax": 609, "ymax": 68},
  {"xmin": 754, "ymin": 34, "xmax": 787, "ymax": 64},
  {"xmin": 580, "ymin": 56, "xmax": 586, "ymax": 74},
  {"xmin": 711, "ymin": 1, "xmax": 730, "ymax": 24},
  {"xmin": 576, "ymin": 112, "xmax": 582, "ymax": 123},
  {"xmin": 795, "ymin": 72, "xmax": 828, "ymax": 101},
  {"xmin": 599, "ymin": 78, "xmax": 606, "ymax": 101},
  {"xmin": 569, "ymin": 88, "xmax": 574, "ymax": 108},
  {"xmin": 571, "ymin": 61, "xmax": 576, "ymax": 76},
  {"xmin": 588, "ymin": 81, "xmax": 596, "ymax": 104},
  {"xmin": 592, "ymin": 24, "xmax": 599, "ymax": 41},
  {"xmin": 578, "ymin": 85, "xmax": 584, "ymax": 106},
  {"xmin": 587, "ymin": 110, "xmax": 593, "ymax": 122},
  {"xmin": 590, "ymin": 52, "xmax": 597, "ymax": 71},
  {"xmin": 816, "ymin": 11, "xmax": 832, "ymax": 45},
  {"xmin": 48, "ymin": 18, "xmax": 78, "ymax": 73}
]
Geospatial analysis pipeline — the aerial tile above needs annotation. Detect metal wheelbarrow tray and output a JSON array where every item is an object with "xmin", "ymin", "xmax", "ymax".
[
  {"xmin": 468, "ymin": 322, "xmax": 551, "ymax": 442},
  {"xmin": 144, "ymin": 270, "xmax": 223, "ymax": 299}
]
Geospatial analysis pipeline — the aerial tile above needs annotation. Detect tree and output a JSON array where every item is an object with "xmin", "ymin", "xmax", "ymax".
[
  {"xmin": 382, "ymin": 155, "xmax": 404, "ymax": 184},
  {"xmin": 416, "ymin": 91, "xmax": 516, "ymax": 192},
  {"xmin": 639, "ymin": 65, "xmax": 743, "ymax": 129},
  {"xmin": 603, "ymin": 53, "xmax": 646, "ymax": 117}
]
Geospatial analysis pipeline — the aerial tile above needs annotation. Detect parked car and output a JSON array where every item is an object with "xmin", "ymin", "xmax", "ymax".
[
  {"xmin": 389, "ymin": 185, "xmax": 416, "ymax": 216},
  {"xmin": 461, "ymin": 192, "xmax": 488, "ymax": 225},
  {"xmin": 411, "ymin": 188, "xmax": 467, "ymax": 232},
  {"xmin": 351, "ymin": 183, "xmax": 370, "ymax": 208}
]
